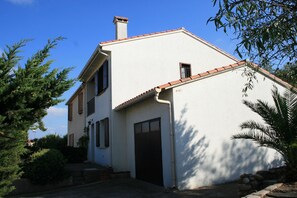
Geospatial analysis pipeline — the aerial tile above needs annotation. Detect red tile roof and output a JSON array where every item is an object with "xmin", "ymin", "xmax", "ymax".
[{"xmin": 115, "ymin": 60, "xmax": 296, "ymax": 110}]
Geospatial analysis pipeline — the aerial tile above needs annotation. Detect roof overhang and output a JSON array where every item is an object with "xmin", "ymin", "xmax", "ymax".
[
  {"xmin": 66, "ymin": 83, "xmax": 85, "ymax": 105},
  {"xmin": 78, "ymin": 46, "xmax": 109, "ymax": 82}
]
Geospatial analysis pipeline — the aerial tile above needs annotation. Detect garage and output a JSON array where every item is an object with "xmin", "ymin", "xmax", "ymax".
[{"xmin": 134, "ymin": 118, "xmax": 163, "ymax": 186}]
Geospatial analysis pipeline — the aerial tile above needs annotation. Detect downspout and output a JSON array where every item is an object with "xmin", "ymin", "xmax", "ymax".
[{"xmin": 154, "ymin": 87, "xmax": 177, "ymax": 188}]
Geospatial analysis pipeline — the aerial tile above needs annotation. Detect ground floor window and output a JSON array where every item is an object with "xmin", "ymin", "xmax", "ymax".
[
  {"xmin": 95, "ymin": 117, "xmax": 109, "ymax": 148},
  {"xmin": 68, "ymin": 133, "xmax": 74, "ymax": 147}
]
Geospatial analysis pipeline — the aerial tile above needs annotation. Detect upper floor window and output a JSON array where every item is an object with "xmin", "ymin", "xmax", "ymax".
[
  {"xmin": 68, "ymin": 103, "xmax": 73, "ymax": 121},
  {"xmin": 96, "ymin": 60, "xmax": 108, "ymax": 95},
  {"xmin": 78, "ymin": 92, "xmax": 83, "ymax": 114},
  {"xmin": 180, "ymin": 63, "xmax": 191, "ymax": 79}
]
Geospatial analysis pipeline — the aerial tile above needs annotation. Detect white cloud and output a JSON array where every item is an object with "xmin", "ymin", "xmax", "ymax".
[
  {"xmin": 47, "ymin": 106, "xmax": 67, "ymax": 117},
  {"xmin": 6, "ymin": 0, "xmax": 34, "ymax": 5}
]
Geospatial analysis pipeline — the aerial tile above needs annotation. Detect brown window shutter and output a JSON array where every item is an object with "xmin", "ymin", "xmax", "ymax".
[
  {"xmin": 68, "ymin": 103, "xmax": 73, "ymax": 121},
  {"xmin": 104, "ymin": 118, "xmax": 109, "ymax": 147},
  {"xmin": 78, "ymin": 92, "xmax": 83, "ymax": 114}
]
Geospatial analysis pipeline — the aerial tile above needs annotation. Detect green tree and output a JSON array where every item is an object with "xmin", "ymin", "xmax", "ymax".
[
  {"xmin": 232, "ymin": 88, "xmax": 297, "ymax": 181},
  {"xmin": 209, "ymin": 0, "xmax": 297, "ymax": 68},
  {"xmin": 274, "ymin": 62, "xmax": 297, "ymax": 87},
  {"xmin": 0, "ymin": 38, "xmax": 74, "ymax": 196}
]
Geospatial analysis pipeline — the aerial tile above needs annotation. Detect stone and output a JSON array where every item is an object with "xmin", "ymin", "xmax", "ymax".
[
  {"xmin": 254, "ymin": 174, "xmax": 264, "ymax": 181},
  {"xmin": 238, "ymin": 184, "xmax": 252, "ymax": 191},
  {"xmin": 243, "ymin": 177, "xmax": 250, "ymax": 184}
]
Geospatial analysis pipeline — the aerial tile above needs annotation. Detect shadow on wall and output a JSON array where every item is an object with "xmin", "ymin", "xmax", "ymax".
[
  {"xmin": 174, "ymin": 106, "xmax": 209, "ymax": 189},
  {"xmin": 202, "ymin": 140, "xmax": 283, "ymax": 184},
  {"xmin": 174, "ymin": 106, "xmax": 283, "ymax": 189}
]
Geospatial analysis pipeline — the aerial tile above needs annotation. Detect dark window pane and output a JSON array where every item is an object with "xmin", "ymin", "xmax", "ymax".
[
  {"xmin": 180, "ymin": 64, "xmax": 191, "ymax": 78},
  {"xmin": 142, "ymin": 122, "xmax": 149, "ymax": 133},
  {"xmin": 135, "ymin": 123, "xmax": 142, "ymax": 134},
  {"xmin": 150, "ymin": 120, "xmax": 160, "ymax": 132}
]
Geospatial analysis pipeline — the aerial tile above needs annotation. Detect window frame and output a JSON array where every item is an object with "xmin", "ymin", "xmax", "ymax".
[
  {"xmin": 179, "ymin": 63, "xmax": 192, "ymax": 79},
  {"xmin": 96, "ymin": 117, "xmax": 109, "ymax": 149},
  {"xmin": 134, "ymin": 118, "xmax": 161, "ymax": 134}
]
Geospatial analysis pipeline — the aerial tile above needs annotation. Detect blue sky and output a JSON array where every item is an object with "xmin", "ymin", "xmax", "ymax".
[{"xmin": 0, "ymin": 0, "xmax": 239, "ymax": 139}]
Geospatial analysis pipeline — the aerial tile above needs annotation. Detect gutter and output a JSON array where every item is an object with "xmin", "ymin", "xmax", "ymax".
[
  {"xmin": 154, "ymin": 87, "xmax": 177, "ymax": 188},
  {"xmin": 78, "ymin": 45, "xmax": 109, "ymax": 81}
]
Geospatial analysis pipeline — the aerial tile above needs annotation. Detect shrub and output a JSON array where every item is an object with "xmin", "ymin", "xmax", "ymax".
[
  {"xmin": 33, "ymin": 134, "xmax": 67, "ymax": 151},
  {"xmin": 60, "ymin": 146, "xmax": 87, "ymax": 163},
  {"xmin": 23, "ymin": 149, "xmax": 69, "ymax": 185},
  {"xmin": 77, "ymin": 135, "xmax": 89, "ymax": 149},
  {"xmin": 0, "ymin": 132, "xmax": 27, "ymax": 197}
]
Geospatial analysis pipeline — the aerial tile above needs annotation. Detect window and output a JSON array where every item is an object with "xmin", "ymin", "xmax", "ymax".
[
  {"xmin": 96, "ymin": 60, "xmax": 108, "ymax": 95},
  {"xmin": 78, "ymin": 92, "xmax": 83, "ymax": 114},
  {"xmin": 68, "ymin": 134, "xmax": 74, "ymax": 147},
  {"xmin": 180, "ymin": 63, "xmax": 191, "ymax": 79},
  {"xmin": 96, "ymin": 117, "xmax": 109, "ymax": 148},
  {"xmin": 103, "ymin": 118, "xmax": 109, "ymax": 147},
  {"xmin": 96, "ymin": 121, "xmax": 100, "ymax": 147},
  {"xmin": 68, "ymin": 103, "xmax": 73, "ymax": 121},
  {"xmin": 134, "ymin": 118, "xmax": 161, "ymax": 134}
]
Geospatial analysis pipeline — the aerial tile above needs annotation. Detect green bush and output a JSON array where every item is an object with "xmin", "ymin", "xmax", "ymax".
[
  {"xmin": 0, "ymin": 132, "xmax": 27, "ymax": 197},
  {"xmin": 60, "ymin": 146, "xmax": 87, "ymax": 163},
  {"xmin": 23, "ymin": 149, "xmax": 69, "ymax": 185},
  {"xmin": 33, "ymin": 134, "xmax": 67, "ymax": 151}
]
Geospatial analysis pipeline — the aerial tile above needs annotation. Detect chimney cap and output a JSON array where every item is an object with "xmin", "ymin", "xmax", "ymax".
[{"xmin": 113, "ymin": 16, "xmax": 128, "ymax": 24}]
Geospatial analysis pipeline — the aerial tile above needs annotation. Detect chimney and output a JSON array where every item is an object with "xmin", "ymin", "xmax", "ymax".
[{"xmin": 113, "ymin": 16, "xmax": 128, "ymax": 40}]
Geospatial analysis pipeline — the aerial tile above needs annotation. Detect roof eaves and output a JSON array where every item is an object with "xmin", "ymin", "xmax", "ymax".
[
  {"xmin": 114, "ymin": 88, "xmax": 156, "ymax": 111},
  {"xmin": 66, "ymin": 84, "xmax": 85, "ymax": 105},
  {"xmin": 182, "ymin": 30, "xmax": 239, "ymax": 62},
  {"xmin": 78, "ymin": 45, "xmax": 100, "ymax": 80}
]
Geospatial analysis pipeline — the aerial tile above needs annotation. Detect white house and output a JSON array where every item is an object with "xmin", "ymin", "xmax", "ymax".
[
  {"xmin": 67, "ymin": 16, "xmax": 295, "ymax": 189},
  {"xmin": 66, "ymin": 84, "xmax": 85, "ymax": 147}
]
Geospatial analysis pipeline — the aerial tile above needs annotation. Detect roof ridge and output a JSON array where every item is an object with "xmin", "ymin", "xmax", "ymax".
[{"xmin": 101, "ymin": 27, "xmax": 184, "ymax": 45}]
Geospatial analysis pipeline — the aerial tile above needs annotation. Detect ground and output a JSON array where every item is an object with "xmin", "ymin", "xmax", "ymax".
[{"xmin": 18, "ymin": 178, "xmax": 239, "ymax": 198}]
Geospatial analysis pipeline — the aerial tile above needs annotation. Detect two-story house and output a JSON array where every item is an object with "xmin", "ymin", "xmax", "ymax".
[
  {"xmin": 67, "ymin": 16, "xmax": 294, "ymax": 189},
  {"xmin": 66, "ymin": 84, "xmax": 85, "ymax": 147}
]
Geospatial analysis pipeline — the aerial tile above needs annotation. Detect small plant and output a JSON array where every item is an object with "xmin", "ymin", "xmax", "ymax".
[{"xmin": 23, "ymin": 149, "xmax": 69, "ymax": 185}]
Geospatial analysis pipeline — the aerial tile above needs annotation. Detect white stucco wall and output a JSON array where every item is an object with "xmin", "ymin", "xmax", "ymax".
[
  {"xmin": 172, "ymin": 67, "xmax": 286, "ymax": 189},
  {"xmin": 67, "ymin": 88, "xmax": 85, "ymax": 147},
  {"xmin": 86, "ymin": 65, "xmax": 111, "ymax": 167},
  {"xmin": 125, "ymin": 91, "xmax": 173, "ymax": 188},
  {"xmin": 103, "ymin": 30, "xmax": 237, "ymax": 109},
  {"xmin": 104, "ymin": 30, "xmax": 237, "ymax": 172}
]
